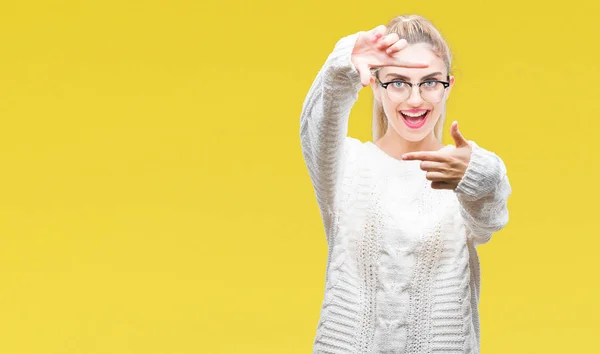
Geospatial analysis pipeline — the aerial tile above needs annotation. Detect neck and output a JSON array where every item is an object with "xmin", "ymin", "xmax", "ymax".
[{"xmin": 375, "ymin": 128, "xmax": 445, "ymax": 160}]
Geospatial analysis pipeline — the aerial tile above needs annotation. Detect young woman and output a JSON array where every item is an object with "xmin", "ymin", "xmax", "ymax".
[{"xmin": 300, "ymin": 14, "xmax": 512, "ymax": 353}]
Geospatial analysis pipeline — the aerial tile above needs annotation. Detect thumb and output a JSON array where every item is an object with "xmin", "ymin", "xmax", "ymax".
[
  {"xmin": 450, "ymin": 121, "xmax": 469, "ymax": 147},
  {"xmin": 356, "ymin": 62, "xmax": 371, "ymax": 87}
]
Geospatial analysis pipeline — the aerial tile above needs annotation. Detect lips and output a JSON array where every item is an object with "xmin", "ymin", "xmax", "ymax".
[{"xmin": 400, "ymin": 110, "xmax": 430, "ymax": 129}]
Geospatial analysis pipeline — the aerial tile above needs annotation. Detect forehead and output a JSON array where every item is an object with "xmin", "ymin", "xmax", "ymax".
[{"xmin": 379, "ymin": 42, "xmax": 446, "ymax": 79}]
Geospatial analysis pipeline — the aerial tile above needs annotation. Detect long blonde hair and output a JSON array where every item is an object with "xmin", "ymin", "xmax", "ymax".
[{"xmin": 372, "ymin": 15, "xmax": 453, "ymax": 142}]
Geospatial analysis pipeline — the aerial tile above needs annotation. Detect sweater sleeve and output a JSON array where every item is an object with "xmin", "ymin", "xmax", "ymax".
[
  {"xmin": 454, "ymin": 141, "xmax": 512, "ymax": 246},
  {"xmin": 299, "ymin": 33, "xmax": 363, "ymax": 231}
]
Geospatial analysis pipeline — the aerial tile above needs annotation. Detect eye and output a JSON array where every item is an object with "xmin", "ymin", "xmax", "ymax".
[
  {"xmin": 390, "ymin": 81, "xmax": 408, "ymax": 89},
  {"xmin": 422, "ymin": 80, "xmax": 437, "ymax": 87}
]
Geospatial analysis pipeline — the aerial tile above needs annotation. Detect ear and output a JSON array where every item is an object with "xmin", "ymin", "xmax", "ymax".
[
  {"xmin": 369, "ymin": 76, "xmax": 382, "ymax": 102},
  {"xmin": 445, "ymin": 75, "xmax": 455, "ymax": 97}
]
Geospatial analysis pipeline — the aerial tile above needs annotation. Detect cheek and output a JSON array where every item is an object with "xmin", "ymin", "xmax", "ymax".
[
  {"xmin": 381, "ymin": 100, "xmax": 399, "ymax": 119},
  {"xmin": 429, "ymin": 102, "xmax": 446, "ymax": 120}
]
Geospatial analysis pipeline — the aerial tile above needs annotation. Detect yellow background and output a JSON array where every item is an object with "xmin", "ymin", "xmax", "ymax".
[{"xmin": 0, "ymin": 0, "xmax": 598, "ymax": 353}]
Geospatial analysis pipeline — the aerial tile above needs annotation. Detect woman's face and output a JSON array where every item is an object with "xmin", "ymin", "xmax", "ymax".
[{"xmin": 371, "ymin": 42, "xmax": 454, "ymax": 142}]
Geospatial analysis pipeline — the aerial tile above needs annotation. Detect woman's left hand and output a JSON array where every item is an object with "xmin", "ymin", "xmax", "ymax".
[{"xmin": 402, "ymin": 121, "xmax": 473, "ymax": 190}]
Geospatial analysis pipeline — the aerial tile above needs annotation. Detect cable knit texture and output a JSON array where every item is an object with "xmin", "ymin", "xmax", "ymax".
[{"xmin": 300, "ymin": 33, "xmax": 512, "ymax": 354}]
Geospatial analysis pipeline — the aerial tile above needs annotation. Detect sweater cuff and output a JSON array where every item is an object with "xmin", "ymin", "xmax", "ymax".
[
  {"xmin": 324, "ymin": 32, "xmax": 364, "ymax": 92},
  {"xmin": 454, "ymin": 141, "xmax": 506, "ymax": 200}
]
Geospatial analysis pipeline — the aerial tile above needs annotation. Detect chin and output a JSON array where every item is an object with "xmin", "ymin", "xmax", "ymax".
[{"xmin": 400, "ymin": 131, "xmax": 430, "ymax": 142}]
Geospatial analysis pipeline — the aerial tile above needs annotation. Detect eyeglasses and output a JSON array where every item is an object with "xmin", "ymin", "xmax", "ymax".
[{"xmin": 375, "ymin": 76, "xmax": 450, "ymax": 103}]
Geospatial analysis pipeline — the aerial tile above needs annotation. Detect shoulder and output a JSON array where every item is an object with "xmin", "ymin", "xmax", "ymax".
[
  {"xmin": 339, "ymin": 136, "xmax": 370, "ymax": 170},
  {"xmin": 342, "ymin": 136, "xmax": 370, "ymax": 159},
  {"xmin": 344, "ymin": 136, "xmax": 365, "ymax": 149}
]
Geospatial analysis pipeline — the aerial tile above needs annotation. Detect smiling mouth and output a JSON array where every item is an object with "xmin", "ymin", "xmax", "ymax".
[{"xmin": 400, "ymin": 110, "xmax": 430, "ymax": 129}]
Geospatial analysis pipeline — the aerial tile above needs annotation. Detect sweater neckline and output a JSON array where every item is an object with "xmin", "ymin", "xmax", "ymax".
[{"xmin": 364, "ymin": 141, "xmax": 423, "ymax": 169}]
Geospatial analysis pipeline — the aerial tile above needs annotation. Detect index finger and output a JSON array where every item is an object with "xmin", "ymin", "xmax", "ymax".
[
  {"xmin": 390, "ymin": 59, "xmax": 429, "ymax": 68},
  {"xmin": 373, "ymin": 59, "xmax": 429, "ymax": 70},
  {"xmin": 402, "ymin": 151, "xmax": 448, "ymax": 162}
]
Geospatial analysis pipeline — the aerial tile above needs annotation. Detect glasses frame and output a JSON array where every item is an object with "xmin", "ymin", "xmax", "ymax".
[{"xmin": 375, "ymin": 75, "xmax": 451, "ymax": 103}]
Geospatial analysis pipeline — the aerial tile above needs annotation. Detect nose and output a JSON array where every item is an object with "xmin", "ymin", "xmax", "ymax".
[{"xmin": 405, "ymin": 86, "xmax": 424, "ymax": 107}]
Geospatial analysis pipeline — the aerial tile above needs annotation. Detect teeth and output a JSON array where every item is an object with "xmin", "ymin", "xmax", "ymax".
[{"xmin": 402, "ymin": 111, "xmax": 427, "ymax": 117}]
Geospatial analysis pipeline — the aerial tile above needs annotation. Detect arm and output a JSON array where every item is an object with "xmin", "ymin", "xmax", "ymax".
[
  {"xmin": 299, "ymin": 33, "xmax": 363, "ymax": 227},
  {"xmin": 454, "ymin": 141, "xmax": 512, "ymax": 246}
]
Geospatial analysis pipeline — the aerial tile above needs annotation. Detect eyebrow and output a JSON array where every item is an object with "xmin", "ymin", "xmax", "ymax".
[{"xmin": 384, "ymin": 72, "xmax": 444, "ymax": 81}]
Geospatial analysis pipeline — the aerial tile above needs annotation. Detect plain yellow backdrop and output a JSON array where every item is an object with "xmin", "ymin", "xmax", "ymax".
[{"xmin": 0, "ymin": 0, "xmax": 598, "ymax": 353}]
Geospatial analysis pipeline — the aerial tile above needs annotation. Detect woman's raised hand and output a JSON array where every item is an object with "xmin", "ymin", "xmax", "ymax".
[{"xmin": 351, "ymin": 25, "xmax": 429, "ymax": 86}]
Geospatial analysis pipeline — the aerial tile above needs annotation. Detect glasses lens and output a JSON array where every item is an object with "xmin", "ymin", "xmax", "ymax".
[
  {"xmin": 420, "ymin": 82, "xmax": 445, "ymax": 103},
  {"xmin": 384, "ymin": 81, "xmax": 447, "ymax": 103},
  {"xmin": 386, "ymin": 82, "xmax": 410, "ymax": 102}
]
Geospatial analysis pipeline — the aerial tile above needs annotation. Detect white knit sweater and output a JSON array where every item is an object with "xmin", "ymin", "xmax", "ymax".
[{"xmin": 300, "ymin": 33, "xmax": 512, "ymax": 354}]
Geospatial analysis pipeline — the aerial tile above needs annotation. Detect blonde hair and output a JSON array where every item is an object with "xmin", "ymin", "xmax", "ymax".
[{"xmin": 372, "ymin": 15, "xmax": 453, "ymax": 142}]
